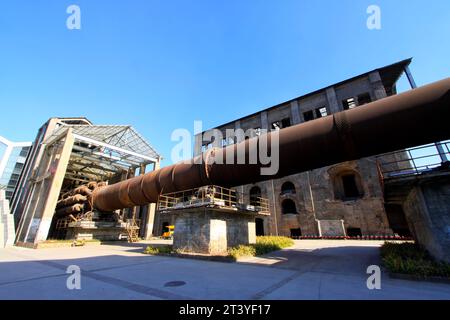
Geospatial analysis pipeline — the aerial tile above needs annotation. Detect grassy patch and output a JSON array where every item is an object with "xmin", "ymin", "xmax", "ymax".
[
  {"xmin": 228, "ymin": 236, "xmax": 294, "ymax": 260},
  {"xmin": 380, "ymin": 242, "xmax": 450, "ymax": 279},
  {"xmin": 143, "ymin": 245, "xmax": 174, "ymax": 255}
]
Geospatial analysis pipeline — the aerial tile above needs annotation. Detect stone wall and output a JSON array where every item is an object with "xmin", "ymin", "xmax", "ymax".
[
  {"xmin": 240, "ymin": 156, "xmax": 393, "ymax": 237},
  {"xmin": 403, "ymin": 176, "xmax": 450, "ymax": 263}
]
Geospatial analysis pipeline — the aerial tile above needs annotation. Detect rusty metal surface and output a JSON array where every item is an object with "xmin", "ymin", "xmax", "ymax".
[{"xmin": 93, "ymin": 78, "xmax": 450, "ymax": 212}]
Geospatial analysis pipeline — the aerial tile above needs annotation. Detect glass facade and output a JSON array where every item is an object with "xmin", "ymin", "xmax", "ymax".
[{"xmin": 0, "ymin": 137, "xmax": 31, "ymax": 201}]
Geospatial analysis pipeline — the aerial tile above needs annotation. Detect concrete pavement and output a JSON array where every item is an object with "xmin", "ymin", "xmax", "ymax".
[{"xmin": 0, "ymin": 240, "xmax": 449, "ymax": 300}]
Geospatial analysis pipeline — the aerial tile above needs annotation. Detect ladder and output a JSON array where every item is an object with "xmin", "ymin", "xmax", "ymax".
[{"xmin": 126, "ymin": 218, "xmax": 140, "ymax": 243}]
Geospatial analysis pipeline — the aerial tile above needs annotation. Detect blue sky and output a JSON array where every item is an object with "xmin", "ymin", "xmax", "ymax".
[{"xmin": 1, "ymin": 0, "xmax": 449, "ymax": 166}]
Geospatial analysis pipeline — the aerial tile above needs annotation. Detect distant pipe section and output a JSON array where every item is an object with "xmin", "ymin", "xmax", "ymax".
[{"xmin": 93, "ymin": 78, "xmax": 450, "ymax": 212}]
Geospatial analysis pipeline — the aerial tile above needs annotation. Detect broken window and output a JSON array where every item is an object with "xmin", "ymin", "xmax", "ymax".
[
  {"xmin": 250, "ymin": 186, "xmax": 262, "ymax": 207},
  {"xmin": 332, "ymin": 169, "xmax": 364, "ymax": 201},
  {"xmin": 221, "ymin": 138, "xmax": 227, "ymax": 147},
  {"xmin": 282, "ymin": 199, "xmax": 297, "ymax": 214},
  {"xmin": 271, "ymin": 121, "xmax": 281, "ymax": 131},
  {"xmin": 272, "ymin": 118, "xmax": 291, "ymax": 131},
  {"xmin": 357, "ymin": 93, "xmax": 372, "ymax": 106},
  {"xmin": 281, "ymin": 181, "xmax": 296, "ymax": 195},
  {"xmin": 303, "ymin": 110, "xmax": 314, "ymax": 122},
  {"xmin": 281, "ymin": 118, "xmax": 291, "ymax": 128},
  {"xmin": 315, "ymin": 107, "xmax": 328, "ymax": 118},
  {"xmin": 342, "ymin": 97, "xmax": 357, "ymax": 110},
  {"xmin": 342, "ymin": 174, "xmax": 361, "ymax": 198}
]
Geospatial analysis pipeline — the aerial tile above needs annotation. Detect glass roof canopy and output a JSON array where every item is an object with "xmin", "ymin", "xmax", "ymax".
[{"xmin": 50, "ymin": 124, "xmax": 161, "ymax": 183}]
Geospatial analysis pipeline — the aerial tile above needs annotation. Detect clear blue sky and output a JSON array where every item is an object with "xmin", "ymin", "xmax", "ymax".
[{"xmin": 1, "ymin": 0, "xmax": 449, "ymax": 166}]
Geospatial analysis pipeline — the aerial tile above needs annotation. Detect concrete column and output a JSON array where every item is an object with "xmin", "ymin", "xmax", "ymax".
[
  {"xmin": 261, "ymin": 111, "xmax": 269, "ymax": 131},
  {"xmin": 369, "ymin": 71, "xmax": 388, "ymax": 100},
  {"xmin": 290, "ymin": 101, "xmax": 301, "ymax": 125},
  {"xmin": 234, "ymin": 120, "xmax": 245, "ymax": 143},
  {"xmin": 145, "ymin": 159, "xmax": 160, "ymax": 239},
  {"xmin": 326, "ymin": 87, "xmax": 341, "ymax": 114},
  {"xmin": 35, "ymin": 130, "xmax": 75, "ymax": 242},
  {"xmin": 403, "ymin": 178, "xmax": 450, "ymax": 263}
]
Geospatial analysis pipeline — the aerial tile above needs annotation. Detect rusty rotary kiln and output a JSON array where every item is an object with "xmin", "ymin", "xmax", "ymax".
[
  {"xmin": 91, "ymin": 78, "xmax": 450, "ymax": 211},
  {"xmin": 55, "ymin": 78, "xmax": 450, "ymax": 245}
]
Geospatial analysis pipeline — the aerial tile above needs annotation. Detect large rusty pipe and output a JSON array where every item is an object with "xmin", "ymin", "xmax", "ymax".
[{"xmin": 93, "ymin": 78, "xmax": 450, "ymax": 212}]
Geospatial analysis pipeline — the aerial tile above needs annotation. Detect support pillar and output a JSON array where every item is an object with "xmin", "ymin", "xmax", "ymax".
[
  {"xmin": 173, "ymin": 208, "xmax": 257, "ymax": 255},
  {"xmin": 145, "ymin": 159, "xmax": 160, "ymax": 239}
]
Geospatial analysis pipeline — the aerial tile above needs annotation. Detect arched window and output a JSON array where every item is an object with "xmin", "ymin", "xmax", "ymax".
[
  {"xmin": 250, "ymin": 186, "xmax": 261, "ymax": 207},
  {"xmin": 332, "ymin": 169, "xmax": 364, "ymax": 201},
  {"xmin": 282, "ymin": 199, "xmax": 297, "ymax": 214},
  {"xmin": 281, "ymin": 182, "xmax": 296, "ymax": 195}
]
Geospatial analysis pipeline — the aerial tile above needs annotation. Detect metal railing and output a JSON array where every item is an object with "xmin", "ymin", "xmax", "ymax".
[
  {"xmin": 377, "ymin": 141, "xmax": 450, "ymax": 180},
  {"xmin": 158, "ymin": 185, "xmax": 269, "ymax": 214}
]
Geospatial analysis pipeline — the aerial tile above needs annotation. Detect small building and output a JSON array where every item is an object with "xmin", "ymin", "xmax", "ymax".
[{"xmin": 12, "ymin": 117, "xmax": 162, "ymax": 247}]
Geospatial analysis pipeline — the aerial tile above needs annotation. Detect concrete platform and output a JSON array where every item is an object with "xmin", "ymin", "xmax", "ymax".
[{"xmin": 0, "ymin": 240, "xmax": 449, "ymax": 300}]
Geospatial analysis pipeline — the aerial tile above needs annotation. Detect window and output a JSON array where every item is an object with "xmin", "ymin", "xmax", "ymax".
[
  {"xmin": 303, "ymin": 110, "xmax": 314, "ymax": 122},
  {"xmin": 316, "ymin": 107, "xmax": 328, "ymax": 118},
  {"xmin": 342, "ymin": 174, "xmax": 360, "ymax": 198},
  {"xmin": 282, "ymin": 199, "xmax": 297, "ymax": 214},
  {"xmin": 271, "ymin": 121, "xmax": 281, "ymax": 131},
  {"xmin": 272, "ymin": 118, "xmax": 291, "ymax": 131},
  {"xmin": 357, "ymin": 93, "xmax": 372, "ymax": 106},
  {"xmin": 342, "ymin": 97, "xmax": 357, "ymax": 110},
  {"xmin": 281, "ymin": 118, "xmax": 291, "ymax": 128},
  {"xmin": 250, "ymin": 186, "xmax": 262, "ymax": 207},
  {"xmin": 281, "ymin": 182, "xmax": 296, "ymax": 195}
]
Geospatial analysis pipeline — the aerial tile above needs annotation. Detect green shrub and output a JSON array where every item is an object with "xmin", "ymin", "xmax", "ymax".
[
  {"xmin": 380, "ymin": 242, "xmax": 450, "ymax": 278},
  {"xmin": 228, "ymin": 245, "xmax": 257, "ymax": 260},
  {"xmin": 228, "ymin": 236, "xmax": 294, "ymax": 260},
  {"xmin": 144, "ymin": 245, "xmax": 173, "ymax": 255}
]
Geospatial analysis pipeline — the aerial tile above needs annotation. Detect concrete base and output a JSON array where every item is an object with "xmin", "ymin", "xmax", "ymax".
[
  {"xmin": 403, "ymin": 176, "xmax": 450, "ymax": 263},
  {"xmin": 66, "ymin": 221, "xmax": 130, "ymax": 241},
  {"xmin": 317, "ymin": 220, "xmax": 346, "ymax": 237},
  {"xmin": 172, "ymin": 208, "xmax": 257, "ymax": 255}
]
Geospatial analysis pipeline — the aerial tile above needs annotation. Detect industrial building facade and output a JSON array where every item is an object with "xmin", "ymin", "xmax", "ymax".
[
  {"xmin": 179, "ymin": 59, "xmax": 416, "ymax": 238},
  {"xmin": 12, "ymin": 117, "xmax": 161, "ymax": 247}
]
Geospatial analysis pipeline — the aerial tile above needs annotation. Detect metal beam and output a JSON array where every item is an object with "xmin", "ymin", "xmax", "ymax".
[{"xmin": 72, "ymin": 134, "xmax": 157, "ymax": 163}]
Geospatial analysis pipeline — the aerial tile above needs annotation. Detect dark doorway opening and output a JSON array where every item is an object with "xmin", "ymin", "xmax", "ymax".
[
  {"xmin": 347, "ymin": 228, "xmax": 362, "ymax": 237},
  {"xmin": 385, "ymin": 204, "xmax": 411, "ymax": 237},
  {"xmin": 290, "ymin": 228, "xmax": 302, "ymax": 238},
  {"xmin": 162, "ymin": 222, "xmax": 170, "ymax": 235},
  {"xmin": 255, "ymin": 218, "xmax": 264, "ymax": 236}
]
